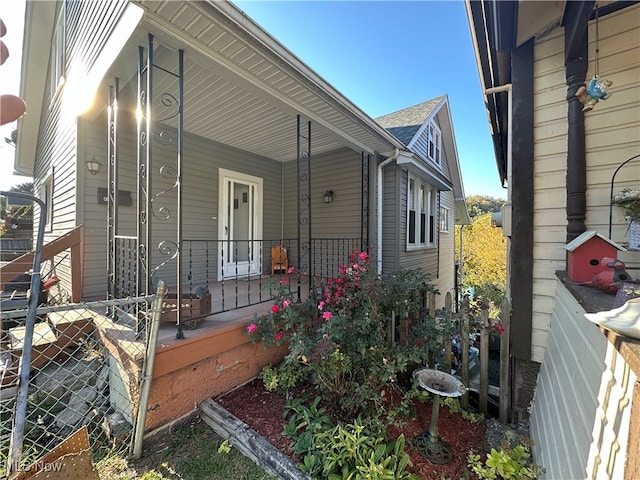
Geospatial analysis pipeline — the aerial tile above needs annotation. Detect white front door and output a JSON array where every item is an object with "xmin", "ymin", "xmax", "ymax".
[{"xmin": 218, "ymin": 169, "xmax": 263, "ymax": 279}]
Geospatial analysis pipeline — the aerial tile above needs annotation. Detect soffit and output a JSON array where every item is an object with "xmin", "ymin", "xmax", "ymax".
[{"xmin": 121, "ymin": 0, "xmax": 401, "ymax": 162}]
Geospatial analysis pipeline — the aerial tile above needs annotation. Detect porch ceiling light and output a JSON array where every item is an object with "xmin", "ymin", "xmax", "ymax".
[
  {"xmin": 86, "ymin": 156, "xmax": 102, "ymax": 175},
  {"xmin": 324, "ymin": 190, "xmax": 334, "ymax": 203}
]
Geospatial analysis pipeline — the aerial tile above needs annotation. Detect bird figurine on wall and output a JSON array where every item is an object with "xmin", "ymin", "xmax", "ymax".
[
  {"xmin": 576, "ymin": 76, "xmax": 613, "ymax": 112},
  {"xmin": 590, "ymin": 257, "xmax": 630, "ymax": 294}
]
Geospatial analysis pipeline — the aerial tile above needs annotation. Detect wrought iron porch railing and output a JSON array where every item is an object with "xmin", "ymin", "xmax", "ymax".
[{"xmin": 112, "ymin": 237, "xmax": 363, "ymax": 324}]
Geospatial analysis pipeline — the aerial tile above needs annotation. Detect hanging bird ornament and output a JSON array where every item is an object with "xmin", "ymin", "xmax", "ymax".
[
  {"xmin": 576, "ymin": 6, "xmax": 613, "ymax": 112},
  {"xmin": 576, "ymin": 76, "xmax": 613, "ymax": 112}
]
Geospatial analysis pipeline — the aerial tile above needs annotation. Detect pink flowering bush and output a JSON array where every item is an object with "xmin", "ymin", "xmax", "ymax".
[{"xmin": 248, "ymin": 251, "xmax": 441, "ymax": 418}]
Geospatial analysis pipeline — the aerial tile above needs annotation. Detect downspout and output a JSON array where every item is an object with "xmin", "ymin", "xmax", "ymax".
[
  {"xmin": 484, "ymin": 84, "xmax": 512, "ymax": 306},
  {"xmin": 377, "ymin": 148, "xmax": 400, "ymax": 274}
]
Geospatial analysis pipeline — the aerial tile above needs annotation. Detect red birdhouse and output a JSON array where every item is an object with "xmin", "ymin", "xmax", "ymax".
[{"xmin": 565, "ymin": 231, "xmax": 626, "ymax": 283}]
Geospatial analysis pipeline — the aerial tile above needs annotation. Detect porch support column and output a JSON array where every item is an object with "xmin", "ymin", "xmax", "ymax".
[
  {"xmin": 107, "ymin": 78, "xmax": 119, "ymax": 300},
  {"xmin": 175, "ymin": 48, "xmax": 185, "ymax": 340},
  {"xmin": 564, "ymin": 1, "xmax": 593, "ymax": 242},
  {"xmin": 136, "ymin": 38, "xmax": 153, "ymax": 297},
  {"xmin": 361, "ymin": 152, "xmax": 370, "ymax": 252},
  {"xmin": 296, "ymin": 115, "xmax": 312, "ymax": 301}
]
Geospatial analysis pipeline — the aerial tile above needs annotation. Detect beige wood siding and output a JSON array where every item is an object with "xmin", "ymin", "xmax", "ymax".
[
  {"xmin": 531, "ymin": 4, "xmax": 640, "ymax": 362},
  {"xmin": 531, "ymin": 25, "xmax": 567, "ymax": 363},
  {"xmin": 530, "ymin": 281, "xmax": 635, "ymax": 479},
  {"xmin": 584, "ymin": 5, "xmax": 640, "ymax": 248}
]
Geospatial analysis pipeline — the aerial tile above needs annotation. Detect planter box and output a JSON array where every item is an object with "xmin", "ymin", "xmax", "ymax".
[{"xmin": 160, "ymin": 293, "xmax": 211, "ymax": 326}]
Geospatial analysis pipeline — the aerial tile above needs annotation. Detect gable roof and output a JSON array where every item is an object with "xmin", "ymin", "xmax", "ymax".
[
  {"xmin": 376, "ymin": 95, "xmax": 471, "ymax": 225},
  {"xmin": 375, "ymin": 96, "xmax": 445, "ymax": 146},
  {"xmin": 564, "ymin": 230, "xmax": 627, "ymax": 253},
  {"xmin": 16, "ymin": 0, "xmax": 405, "ymax": 173}
]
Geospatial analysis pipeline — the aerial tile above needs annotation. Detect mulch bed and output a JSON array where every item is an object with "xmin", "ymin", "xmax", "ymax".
[{"xmin": 217, "ymin": 379, "xmax": 487, "ymax": 479}]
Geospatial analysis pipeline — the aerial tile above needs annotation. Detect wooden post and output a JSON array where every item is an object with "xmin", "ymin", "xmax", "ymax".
[
  {"xmin": 479, "ymin": 304, "xmax": 489, "ymax": 415},
  {"xmin": 428, "ymin": 291, "xmax": 437, "ymax": 367},
  {"xmin": 443, "ymin": 292, "xmax": 453, "ymax": 373},
  {"xmin": 499, "ymin": 297, "xmax": 511, "ymax": 423},
  {"xmin": 460, "ymin": 297, "xmax": 470, "ymax": 409}
]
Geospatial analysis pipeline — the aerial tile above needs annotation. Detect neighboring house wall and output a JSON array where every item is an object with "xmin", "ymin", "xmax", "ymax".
[
  {"xmin": 530, "ymin": 5, "xmax": 640, "ymax": 363},
  {"xmin": 530, "ymin": 281, "xmax": 636, "ymax": 479},
  {"xmin": 531, "ymin": 26, "xmax": 567, "ymax": 363}
]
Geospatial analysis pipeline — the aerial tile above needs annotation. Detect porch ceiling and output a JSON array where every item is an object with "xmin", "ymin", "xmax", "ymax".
[{"xmin": 107, "ymin": 0, "xmax": 402, "ymax": 163}]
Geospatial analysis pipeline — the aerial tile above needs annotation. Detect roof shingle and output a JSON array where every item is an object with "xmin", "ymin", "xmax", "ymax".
[{"xmin": 375, "ymin": 96, "xmax": 445, "ymax": 146}]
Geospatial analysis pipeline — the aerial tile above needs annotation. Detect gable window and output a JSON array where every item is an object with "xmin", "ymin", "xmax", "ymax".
[
  {"xmin": 440, "ymin": 207, "xmax": 449, "ymax": 232},
  {"xmin": 407, "ymin": 173, "xmax": 437, "ymax": 249},
  {"xmin": 51, "ymin": 4, "xmax": 66, "ymax": 97},
  {"xmin": 428, "ymin": 123, "xmax": 442, "ymax": 165}
]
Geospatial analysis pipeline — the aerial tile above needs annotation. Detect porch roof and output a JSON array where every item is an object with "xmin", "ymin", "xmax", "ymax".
[{"xmin": 16, "ymin": 0, "xmax": 406, "ymax": 173}]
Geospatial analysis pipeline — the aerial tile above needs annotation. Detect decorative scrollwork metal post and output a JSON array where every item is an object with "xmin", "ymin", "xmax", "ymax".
[
  {"xmin": 361, "ymin": 152, "xmax": 370, "ymax": 253},
  {"xmin": 107, "ymin": 78, "xmax": 119, "ymax": 302},
  {"xmin": 137, "ymin": 34, "xmax": 185, "ymax": 338},
  {"xmin": 296, "ymin": 115, "xmax": 312, "ymax": 301}
]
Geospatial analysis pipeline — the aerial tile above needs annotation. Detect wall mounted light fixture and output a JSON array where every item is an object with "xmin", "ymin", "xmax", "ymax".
[
  {"xmin": 324, "ymin": 190, "xmax": 334, "ymax": 203},
  {"xmin": 86, "ymin": 156, "xmax": 102, "ymax": 175}
]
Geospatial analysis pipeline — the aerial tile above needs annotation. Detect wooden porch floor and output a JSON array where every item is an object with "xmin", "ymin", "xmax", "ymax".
[{"xmin": 156, "ymin": 274, "xmax": 316, "ymax": 348}]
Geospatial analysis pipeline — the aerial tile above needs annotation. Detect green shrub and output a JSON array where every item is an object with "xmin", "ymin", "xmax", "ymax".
[
  {"xmin": 259, "ymin": 359, "xmax": 306, "ymax": 394},
  {"xmin": 468, "ymin": 444, "xmax": 543, "ymax": 480},
  {"xmin": 248, "ymin": 251, "xmax": 443, "ymax": 419}
]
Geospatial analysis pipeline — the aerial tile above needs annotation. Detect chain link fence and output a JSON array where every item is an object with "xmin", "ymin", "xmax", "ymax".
[{"xmin": 1, "ymin": 293, "xmax": 162, "ymax": 476}]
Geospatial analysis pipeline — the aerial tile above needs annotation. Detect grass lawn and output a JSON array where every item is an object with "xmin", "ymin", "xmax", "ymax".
[{"xmin": 95, "ymin": 417, "xmax": 275, "ymax": 480}]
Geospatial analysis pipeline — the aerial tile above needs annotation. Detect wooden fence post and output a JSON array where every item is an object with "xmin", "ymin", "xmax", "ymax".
[
  {"xmin": 479, "ymin": 303, "xmax": 489, "ymax": 416},
  {"xmin": 443, "ymin": 292, "xmax": 453, "ymax": 373},
  {"xmin": 428, "ymin": 291, "xmax": 437, "ymax": 367},
  {"xmin": 460, "ymin": 297, "xmax": 470, "ymax": 409},
  {"xmin": 499, "ymin": 297, "xmax": 511, "ymax": 423}
]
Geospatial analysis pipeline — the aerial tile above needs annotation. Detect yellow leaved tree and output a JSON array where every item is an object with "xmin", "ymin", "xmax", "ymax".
[{"xmin": 456, "ymin": 209, "xmax": 507, "ymax": 308}]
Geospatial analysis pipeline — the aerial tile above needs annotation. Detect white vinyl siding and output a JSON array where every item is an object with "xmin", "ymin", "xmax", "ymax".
[{"xmin": 530, "ymin": 281, "xmax": 635, "ymax": 480}]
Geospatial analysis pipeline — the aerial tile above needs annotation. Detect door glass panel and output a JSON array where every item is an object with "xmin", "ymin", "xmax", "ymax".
[{"xmin": 233, "ymin": 183, "xmax": 250, "ymax": 262}]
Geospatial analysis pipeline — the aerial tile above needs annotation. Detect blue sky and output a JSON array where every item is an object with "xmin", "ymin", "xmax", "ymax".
[
  {"xmin": 1, "ymin": 0, "xmax": 505, "ymax": 199},
  {"xmin": 234, "ymin": 0, "xmax": 506, "ymax": 199}
]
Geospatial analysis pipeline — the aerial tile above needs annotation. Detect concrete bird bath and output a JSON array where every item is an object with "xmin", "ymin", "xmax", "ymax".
[{"xmin": 413, "ymin": 368, "xmax": 466, "ymax": 464}]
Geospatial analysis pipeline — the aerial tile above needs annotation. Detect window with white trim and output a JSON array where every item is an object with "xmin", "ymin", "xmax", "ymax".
[
  {"xmin": 440, "ymin": 207, "xmax": 449, "ymax": 232},
  {"xmin": 407, "ymin": 174, "xmax": 437, "ymax": 248},
  {"xmin": 40, "ymin": 169, "xmax": 54, "ymax": 231},
  {"xmin": 427, "ymin": 122, "xmax": 442, "ymax": 165},
  {"xmin": 51, "ymin": 4, "xmax": 66, "ymax": 97}
]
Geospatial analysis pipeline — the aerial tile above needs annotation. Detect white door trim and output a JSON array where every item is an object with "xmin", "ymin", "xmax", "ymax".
[{"xmin": 218, "ymin": 168, "xmax": 263, "ymax": 280}]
